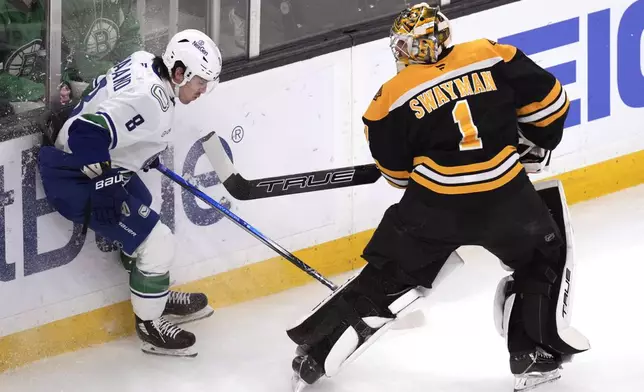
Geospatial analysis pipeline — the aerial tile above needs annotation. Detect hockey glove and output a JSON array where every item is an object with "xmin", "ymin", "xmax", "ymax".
[
  {"xmin": 82, "ymin": 162, "xmax": 129, "ymax": 225},
  {"xmin": 518, "ymin": 132, "xmax": 552, "ymax": 174}
]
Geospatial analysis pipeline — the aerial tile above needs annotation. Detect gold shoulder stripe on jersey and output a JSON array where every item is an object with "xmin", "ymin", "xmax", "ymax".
[
  {"xmin": 491, "ymin": 42, "xmax": 518, "ymax": 62},
  {"xmin": 532, "ymin": 97, "xmax": 571, "ymax": 127},
  {"xmin": 518, "ymin": 87, "xmax": 569, "ymax": 127},
  {"xmin": 363, "ymin": 40, "xmax": 503, "ymax": 122},
  {"xmin": 363, "ymin": 86, "xmax": 390, "ymax": 121},
  {"xmin": 517, "ymin": 80, "xmax": 563, "ymax": 116},
  {"xmin": 388, "ymin": 40, "xmax": 504, "ymax": 110}
]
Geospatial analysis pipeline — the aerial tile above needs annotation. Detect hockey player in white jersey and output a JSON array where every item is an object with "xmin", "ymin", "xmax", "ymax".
[{"xmin": 37, "ymin": 29, "xmax": 223, "ymax": 357}]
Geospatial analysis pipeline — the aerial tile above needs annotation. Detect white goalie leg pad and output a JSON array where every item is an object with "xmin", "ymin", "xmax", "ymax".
[
  {"xmin": 323, "ymin": 251, "xmax": 465, "ymax": 378},
  {"xmin": 534, "ymin": 180, "xmax": 590, "ymax": 352},
  {"xmin": 493, "ymin": 271, "xmax": 588, "ymax": 354},
  {"xmin": 493, "ymin": 180, "xmax": 590, "ymax": 354},
  {"xmin": 493, "ymin": 275, "xmax": 515, "ymax": 340}
]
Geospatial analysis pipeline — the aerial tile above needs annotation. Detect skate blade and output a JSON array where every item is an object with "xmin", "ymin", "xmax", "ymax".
[
  {"xmin": 141, "ymin": 342, "xmax": 198, "ymax": 358},
  {"xmin": 514, "ymin": 369, "xmax": 561, "ymax": 391},
  {"xmin": 164, "ymin": 305, "xmax": 215, "ymax": 325},
  {"xmin": 391, "ymin": 309, "xmax": 426, "ymax": 330},
  {"xmin": 291, "ymin": 373, "xmax": 310, "ymax": 392}
]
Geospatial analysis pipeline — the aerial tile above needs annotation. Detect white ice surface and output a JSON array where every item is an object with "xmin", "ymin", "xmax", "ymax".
[{"xmin": 2, "ymin": 184, "xmax": 644, "ymax": 392}]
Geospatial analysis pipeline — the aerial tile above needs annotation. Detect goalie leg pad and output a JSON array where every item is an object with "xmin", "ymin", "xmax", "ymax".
[
  {"xmin": 494, "ymin": 180, "xmax": 590, "ymax": 357},
  {"xmin": 287, "ymin": 251, "xmax": 464, "ymax": 383}
]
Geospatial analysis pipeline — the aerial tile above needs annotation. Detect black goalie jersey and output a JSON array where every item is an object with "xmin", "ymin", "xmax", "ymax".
[{"xmin": 363, "ymin": 39, "xmax": 569, "ymax": 207}]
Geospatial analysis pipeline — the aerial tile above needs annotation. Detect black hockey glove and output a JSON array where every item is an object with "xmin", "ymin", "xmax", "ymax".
[{"xmin": 82, "ymin": 162, "xmax": 129, "ymax": 225}]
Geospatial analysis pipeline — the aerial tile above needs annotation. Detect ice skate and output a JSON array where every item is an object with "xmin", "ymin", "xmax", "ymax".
[
  {"xmin": 135, "ymin": 315, "xmax": 197, "ymax": 357},
  {"xmin": 163, "ymin": 290, "xmax": 214, "ymax": 325},
  {"xmin": 511, "ymin": 347, "xmax": 562, "ymax": 391},
  {"xmin": 513, "ymin": 369, "xmax": 561, "ymax": 391}
]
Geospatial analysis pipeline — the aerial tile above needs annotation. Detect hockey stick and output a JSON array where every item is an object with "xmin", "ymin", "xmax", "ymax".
[
  {"xmin": 202, "ymin": 132, "xmax": 382, "ymax": 200},
  {"xmin": 157, "ymin": 163, "xmax": 427, "ymax": 330},
  {"xmin": 156, "ymin": 163, "xmax": 338, "ymax": 291}
]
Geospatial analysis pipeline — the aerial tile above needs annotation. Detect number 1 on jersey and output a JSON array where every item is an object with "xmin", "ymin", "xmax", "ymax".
[{"xmin": 453, "ymin": 100, "xmax": 483, "ymax": 151}]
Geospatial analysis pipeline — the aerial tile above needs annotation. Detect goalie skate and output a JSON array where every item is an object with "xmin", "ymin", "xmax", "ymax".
[
  {"xmin": 514, "ymin": 369, "xmax": 561, "ymax": 391},
  {"xmin": 511, "ymin": 347, "xmax": 563, "ymax": 391},
  {"xmin": 292, "ymin": 375, "xmax": 307, "ymax": 392},
  {"xmin": 291, "ymin": 351, "xmax": 325, "ymax": 392},
  {"xmin": 291, "ymin": 364, "xmax": 314, "ymax": 392}
]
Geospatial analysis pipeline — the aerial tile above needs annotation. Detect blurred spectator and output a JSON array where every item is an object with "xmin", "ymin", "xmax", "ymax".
[
  {"xmin": 225, "ymin": 0, "xmax": 286, "ymax": 54},
  {"xmin": 174, "ymin": 0, "xmax": 248, "ymax": 60},
  {"xmin": 60, "ymin": 0, "xmax": 143, "ymax": 104},
  {"xmin": 0, "ymin": 0, "xmax": 46, "ymax": 116},
  {"xmin": 139, "ymin": 0, "xmax": 208, "ymax": 55}
]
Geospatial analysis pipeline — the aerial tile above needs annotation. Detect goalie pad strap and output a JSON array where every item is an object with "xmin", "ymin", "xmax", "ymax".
[
  {"xmin": 336, "ymin": 296, "xmax": 379, "ymax": 342},
  {"xmin": 507, "ymin": 278, "xmax": 553, "ymax": 298}
]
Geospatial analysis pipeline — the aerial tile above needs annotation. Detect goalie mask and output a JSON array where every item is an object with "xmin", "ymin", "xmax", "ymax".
[{"xmin": 390, "ymin": 2, "xmax": 452, "ymax": 70}]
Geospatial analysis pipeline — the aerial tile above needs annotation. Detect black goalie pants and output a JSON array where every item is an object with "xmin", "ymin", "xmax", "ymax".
[{"xmin": 362, "ymin": 181, "xmax": 564, "ymax": 354}]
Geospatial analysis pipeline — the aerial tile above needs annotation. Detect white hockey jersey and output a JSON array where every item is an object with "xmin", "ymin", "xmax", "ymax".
[{"xmin": 56, "ymin": 51, "xmax": 175, "ymax": 172}]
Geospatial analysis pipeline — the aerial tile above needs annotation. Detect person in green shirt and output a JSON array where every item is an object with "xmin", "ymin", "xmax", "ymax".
[
  {"xmin": 0, "ymin": 0, "xmax": 46, "ymax": 115},
  {"xmin": 60, "ymin": 0, "xmax": 143, "ymax": 103}
]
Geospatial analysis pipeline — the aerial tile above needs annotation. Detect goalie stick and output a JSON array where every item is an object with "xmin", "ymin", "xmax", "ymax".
[
  {"xmin": 202, "ymin": 132, "xmax": 382, "ymax": 200},
  {"xmin": 156, "ymin": 163, "xmax": 427, "ymax": 329}
]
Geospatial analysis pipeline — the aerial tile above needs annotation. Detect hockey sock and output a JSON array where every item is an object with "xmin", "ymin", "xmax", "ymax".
[{"xmin": 130, "ymin": 266, "xmax": 170, "ymax": 320}]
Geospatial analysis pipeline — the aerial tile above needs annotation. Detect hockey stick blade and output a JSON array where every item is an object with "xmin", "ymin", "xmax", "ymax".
[
  {"xmin": 202, "ymin": 131, "xmax": 381, "ymax": 200},
  {"xmin": 156, "ymin": 163, "xmax": 338, "ymax": 291},
  {"xmin": 224, "ymin": 163, "xmax": 381, "ymax": 200}
]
